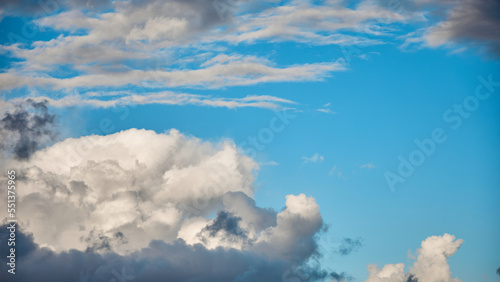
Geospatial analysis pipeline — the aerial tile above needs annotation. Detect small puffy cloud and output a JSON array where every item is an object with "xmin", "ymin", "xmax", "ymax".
[
  {"xmin": 366, "ymin": 263, "xmax": 406, "ymax": 282},
  {"xmin": 366, "ymin": 233, "xmax": 464, "ymax": 282},
  {"xmin": 361, "ymin": 163, "xmax": 376, "ymax": 169},
  {"xmin": 410, "ymin": 234, "xmax": 464, "ymax": 281},
  {"xmin": 303, "ymin": 153, "xmax": 324, "ymax": 164}
]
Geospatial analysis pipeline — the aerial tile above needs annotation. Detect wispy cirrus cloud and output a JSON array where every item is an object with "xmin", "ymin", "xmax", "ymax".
[
  {"xmin": 316, "ymin": 102, "xmax": 336, "ymax": 114},
  {"xmin": 6, "ymin": 92, "xmax": 297, "ymax": 110},
  {"xmin": 213, "ymin": 0, "xmax": 410, "ymax": 46},
  {"xmin": 0, "ymin": 57, "xmax": 345, "ymax": 91}
]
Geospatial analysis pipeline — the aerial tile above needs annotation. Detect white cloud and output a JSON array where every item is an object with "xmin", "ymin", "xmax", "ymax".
[
  {"xmin": 316, "ymin": 101, "xmax": 335, "ymax": 114},
  {"xmin": 0, "ymin": 0, "xmax": 358, "ymax": 94},
  {"xmin": 410, "ymin": 234, "xmax": 464, "ymax": 281},
  {"xmin": 329, "ymin": 165, "xmax": 344, "ymax": 178},
  {"xmin": 1, "ymin": 129, "xmax": 254, "ymax": 252},
  {"xmin": 366, "ymin": 233, "xmax": 464, "ymax": 282},
  {"xmin": 253, "ymin": 193, "xmax": 323, "ymax": 262},
  {"xmin": 0, "ymin": 128, "xmax": 324, "ymax": 263},
  {"xmin": 302, "ymin": 153, "xmax": 324, "ymax": 164},
  {"xmin": 361, "ymin": 163, "xmax": 376, "ymax": 169},
  {"xmin": 316, "ymin": 108, "xmax": 336, "ymax": 114},
  {"xmin": 0, "ymin": 0, "xmax": 414, "ymax": 97},
  {"xmin": 8, "ymin": 92, "xmax": 297, "ymax": 110},
  {"xmin": 213, "ymin": 0, "xmax": 409, "ymax": 46},
  {"xmin": 0, "ymin": 58, "xmax": 345, "ymax": 91},
  {"xmin": 366, "ymin": 263, "xmax": 406, "ymax": 282}
]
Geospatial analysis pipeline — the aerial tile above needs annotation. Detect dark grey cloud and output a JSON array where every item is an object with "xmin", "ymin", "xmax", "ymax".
[
  {"xmin": 0, "ymin": 0, "xmax": 113, "ymax": 18},
  {"xmin": 285, "ymin": 265, "xmax": 354, "ymax": 282},
  {"xmin": 203, "ymin": 210, "xmax": 247, "ymax": 238},
  {"xmin": 376, "ymin": 0, "xmax": 500, "ymax": 56},
  {"xmin": 0, "ymin": 99, "xmax": 58, "ymax": 160},
  {"xmin": 223, "ymin": 191, "xmax": 277, "ymax": 232},
  {"xmin": 81, "ymin": 229, "xmax": 128, "ymax": 252},
  {"xmin": 335, "ymin": 237, "xmax": 363, "ymax": 256},
  {"xmin": 379, "ymin": 0, "xmax": 500, "ymax": 56},
  {"xmin": 407, "ymin": 274, "xmax": 418, "ymax": 282},
  {"xmin": 429, "ymin": 0, "xmax": 500, "ymax": 56},
  {"xmin": 329, "ymin": 270, "xmax": 354, "ymax": 281},
  {"xmin": 125, "ymin": 0, "xmax": 235, "ymax": 25},
  {"xmin": 0, "ymin": 224, "xmax": 339, "ymax": 282}
]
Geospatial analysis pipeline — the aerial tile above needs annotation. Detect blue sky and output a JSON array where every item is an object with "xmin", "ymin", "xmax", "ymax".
[{"xmin": 0, "ymin": 0, "xmax": 499, "ymax": 281}]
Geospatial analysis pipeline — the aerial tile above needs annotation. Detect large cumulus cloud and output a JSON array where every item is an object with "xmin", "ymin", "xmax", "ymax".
[{"xmin": 0, "ymin": 128, "xmax": 335, "ymax": 281}]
